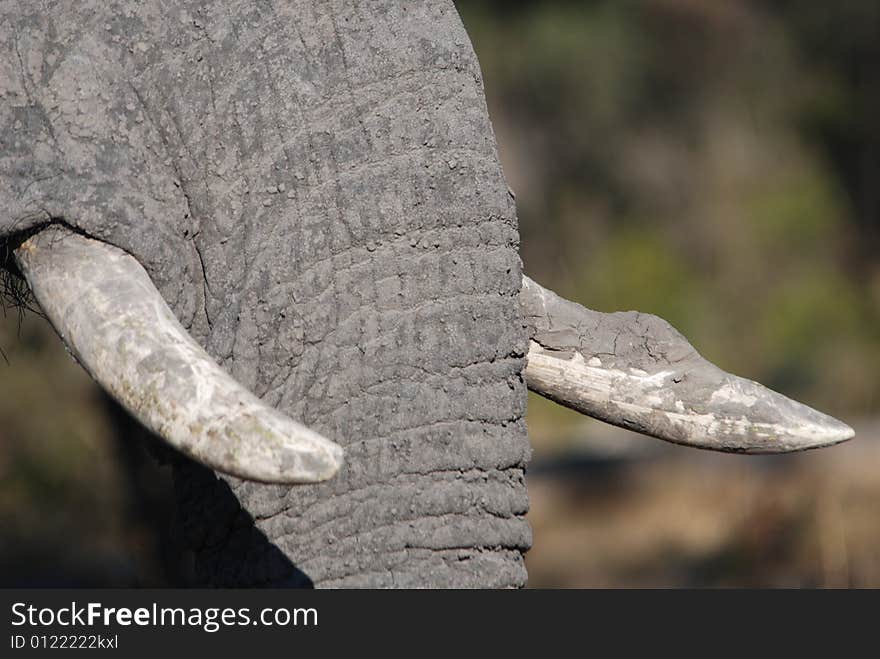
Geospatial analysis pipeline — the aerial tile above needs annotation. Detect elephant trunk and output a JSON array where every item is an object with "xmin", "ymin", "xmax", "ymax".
[{"xmin": 13, "ymin": 224, "xmax": 533, "ymax": 588}]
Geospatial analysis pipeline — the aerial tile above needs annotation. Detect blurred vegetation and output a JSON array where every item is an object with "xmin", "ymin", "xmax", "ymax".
[
  {"xmin": 457, "ymin": 0, "xmax": 880, "ymax": 440},
  {"xmin": 0, "ymin": 310, "xmax": 174, "ymax": 585},
  {"xmin": 526, "ymin": 439, "xmax": 880, "ymax": 587},
  {"xmin": 1, "ymin": 0, "xmax": 878, "ymax": 587}
]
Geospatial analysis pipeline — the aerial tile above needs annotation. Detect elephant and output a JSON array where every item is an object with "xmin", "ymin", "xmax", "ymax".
[{"xmin": 2, "ymin": 1, "xmax": 853, "ymax": 587}]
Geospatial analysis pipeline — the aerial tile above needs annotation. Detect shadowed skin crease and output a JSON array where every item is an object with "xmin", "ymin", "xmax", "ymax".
[{"xmin": 103, "ymin": 397, "xmax": 310, "ymax": 587}]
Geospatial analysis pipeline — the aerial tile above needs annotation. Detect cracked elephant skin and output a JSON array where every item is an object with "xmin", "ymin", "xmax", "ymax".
[{"xmin": 2, "ymin": 1, "xmax": 534, "ymax": 586}]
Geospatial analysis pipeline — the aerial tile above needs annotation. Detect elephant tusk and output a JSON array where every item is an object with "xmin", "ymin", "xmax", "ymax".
[
  {"xmin": 521, "ymin": 275, "xmax": 854, "ymax": 453},
  {"xmin": 14, "ymin": 226, "xmax": 343, "ymax": 484}
]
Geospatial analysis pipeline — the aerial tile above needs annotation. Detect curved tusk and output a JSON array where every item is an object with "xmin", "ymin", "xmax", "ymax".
[
  {"xmin": 522, "ymin": 275, "xmax": 854, "ymax": 453},
  {"xmin": 14, "ymin": 226, "xmax": 343, "ymax": 484}
]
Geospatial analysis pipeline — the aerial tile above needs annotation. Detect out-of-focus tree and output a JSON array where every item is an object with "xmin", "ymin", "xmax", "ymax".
[{"xmin": 763, "ymin": 0, "xmax": 880, "ymax": 261}]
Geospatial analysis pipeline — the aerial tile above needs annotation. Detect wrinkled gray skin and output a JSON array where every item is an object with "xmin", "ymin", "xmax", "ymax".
[{"xmin": 3, "ymin": 1, "xmax": 532, "ymax": 586}]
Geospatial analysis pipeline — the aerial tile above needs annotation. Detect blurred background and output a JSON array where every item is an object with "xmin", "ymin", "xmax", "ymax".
[
  {"xmin": 2, "ymin": 0, "xmax": 878, "ymax": 586},
  {"xmin": 459, "ymin": 0, "xmax": 880, "ymax": 587}
]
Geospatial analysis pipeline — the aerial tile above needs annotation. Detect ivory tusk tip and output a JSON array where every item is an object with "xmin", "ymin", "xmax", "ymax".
[
  {"xmin": 692, "ymin": 372, "xmax": 856, "ymax": 453},
  {"xmin": 223, "ymin": 427, "xmax": 345, "ymax": 485},
  {"xmin": 670, "ymin": 374, "xmax": 855, "ymax": 453},
  {"xmin": 276, "ymin": 436, "xmax": 345, "ymax": 484},
  {"xmin": 253, "ymin": 451, "xmax": 344, "ymax": 486},
  {"xmin": 803, "ymin": 416, "xmax": 855, "ymax": 448},
  {"xmin": 754, "ymin": 393, "xmax": 855, "ymax": 452}
]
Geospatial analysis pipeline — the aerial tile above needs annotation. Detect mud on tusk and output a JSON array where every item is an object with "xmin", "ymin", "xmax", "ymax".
[
  {"xmin": 14, "ymin": 226, "xmax": 343, "ymax": 483},
  {"xmin": 521, "ymin": 275, "xmax": 854, "ymax": 453}
]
